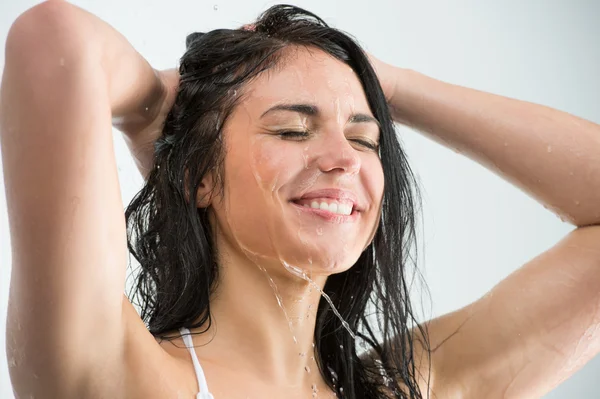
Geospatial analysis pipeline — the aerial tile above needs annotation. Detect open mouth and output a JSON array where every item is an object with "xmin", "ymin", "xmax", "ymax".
[{"xmin": 290, "ymin": 199, "xmax": 358, "ymax": 218}]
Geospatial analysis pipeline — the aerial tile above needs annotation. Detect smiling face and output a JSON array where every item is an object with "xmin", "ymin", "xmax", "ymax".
[{"xmin": 206, "ymin": 46, "xmax": 384, "ymax": 278}]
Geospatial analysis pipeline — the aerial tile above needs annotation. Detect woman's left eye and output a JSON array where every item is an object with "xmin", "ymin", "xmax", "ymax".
[{"xmin": 350, "ymin": 139, "xmax": 379, "ymax": 151}]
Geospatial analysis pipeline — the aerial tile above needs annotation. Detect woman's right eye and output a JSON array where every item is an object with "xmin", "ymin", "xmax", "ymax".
[{"xmin": 277, "ymin": 130, "xmax": 310, "ymax": 139}]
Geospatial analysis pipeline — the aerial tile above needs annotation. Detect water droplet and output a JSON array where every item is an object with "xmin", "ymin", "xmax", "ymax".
[
  {"xmin": 299, "ymin": 352, "xmax": 306, "ymax": 357},
  {"xmin": 328, "ymin": 365, "xmax": 338, "ymax": 382},
  {"xmin": 316, "ymin": 227, "xmax": 323, "ymax": 236},
  {"xmin": 144, "ymin": 106, "xmax": 149, "ymax": 112},
  {"xmin": 547, "ymin": 145, "xmax": 553, "ymax": 153},
  {"xmin": 575, "ymin": 200, "xmax": 580, "ymax": 206},
  {"xmin": 312, "ymin": 383, "xmax": 319, "ymax": 397},
  {"xmin": 305, "ymin": 365, "xmax": 311, "ymax": 373},
  {"xmin": 339, "ymin": 344, "xmax": 344, "ymax": 350}
]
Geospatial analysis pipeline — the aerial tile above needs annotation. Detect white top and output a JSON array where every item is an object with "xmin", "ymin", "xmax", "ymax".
[{"xmin": 179, "ymin": 327, "xmax": 215, "ymax": 399}]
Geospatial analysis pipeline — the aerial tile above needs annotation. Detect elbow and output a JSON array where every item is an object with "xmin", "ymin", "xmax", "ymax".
[
  {"xmin": 548, "ymin": 205, "xmax": 600, "ymax": 229},
  {"xmin": 6, "ymin": 1, "xmax": 99, "ymax": 68}
]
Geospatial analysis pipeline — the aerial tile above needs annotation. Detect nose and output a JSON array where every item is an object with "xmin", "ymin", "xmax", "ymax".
[{"xmin": 315, "ymin": 132, "xmax": 361, "ymax": 176}]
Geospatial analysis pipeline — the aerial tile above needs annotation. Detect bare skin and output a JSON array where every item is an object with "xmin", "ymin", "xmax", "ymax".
[{"xmin": 3, "ymin": 2, "xmax": 600, "ymax": 399}]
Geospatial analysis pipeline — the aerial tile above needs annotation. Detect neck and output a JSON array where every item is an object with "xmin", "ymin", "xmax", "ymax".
[{"xmin": 194, "ymin": 244, "xmax": 328, "ymax": 386}]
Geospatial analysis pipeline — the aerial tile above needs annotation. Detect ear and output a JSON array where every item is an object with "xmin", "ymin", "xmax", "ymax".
[
  {"xmin": 184, "ymin": 169, "xmax": 216, "ymax": 208},
  {"xmin": 196, "ymin": 172, "xmax": 215, "ymax": 208}
]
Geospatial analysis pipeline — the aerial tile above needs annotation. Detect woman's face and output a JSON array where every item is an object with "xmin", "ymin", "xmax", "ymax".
[{"xmin": 208, "ymin": 47, "xmax": 384, "ymax": 278}]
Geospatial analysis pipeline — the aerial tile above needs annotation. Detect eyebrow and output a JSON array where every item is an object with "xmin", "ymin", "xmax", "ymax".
[{"xmin": 260, "ymin": 103, "xmax": 381, "ymax": 128}]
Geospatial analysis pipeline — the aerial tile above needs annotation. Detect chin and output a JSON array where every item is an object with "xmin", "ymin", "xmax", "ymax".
[
  {"xmin": 280, "ymin": 249, "xmax": 360, "ymax": 277},
  {"xmin": 311, "ymin": 262, "xmax": 354, "ymax": 277}
]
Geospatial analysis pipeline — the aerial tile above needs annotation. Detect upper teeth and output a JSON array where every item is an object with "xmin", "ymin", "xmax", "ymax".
[{"xmin": 303, "ymin": 201, "xmax": 353, "ymax": 216}]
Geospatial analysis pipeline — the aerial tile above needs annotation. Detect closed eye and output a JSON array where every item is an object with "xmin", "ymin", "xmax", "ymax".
[
  {"xmin": 277, "ymin": 130, "xmax": 310, "ymax": 139},
  {"xmin": 350, "ymin": 138, "xmax": 379, "ymax": 151},
  {"xmin": 277, "ymin": 130, "xmax": 379, "ymax": 151}
]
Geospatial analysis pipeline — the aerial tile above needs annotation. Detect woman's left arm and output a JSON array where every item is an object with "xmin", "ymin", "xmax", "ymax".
[
  {"xmin": 368, "ymin": 56, "xmax": 600, "ymax": 399},
  {"xmin": 376, "ymin": 62, "xmax": 600, "ymax": 228}
]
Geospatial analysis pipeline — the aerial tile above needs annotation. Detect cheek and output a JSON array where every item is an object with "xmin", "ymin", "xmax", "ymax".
[
  {"xmin": 247, "ymin": 138, "xmax": 296, "ymax": 188},
  {"xmin": 216, "ymin": 138, "xmax": 302, "ymax": 256},
  {"xmin": 362, "ymin": 157, "xmax": 385, "ymax": 208}
]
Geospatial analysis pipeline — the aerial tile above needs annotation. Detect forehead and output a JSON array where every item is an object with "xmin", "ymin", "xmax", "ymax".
[{"xmin": 242, "ymin": 47, "xmax": 371, "ymax": 116}]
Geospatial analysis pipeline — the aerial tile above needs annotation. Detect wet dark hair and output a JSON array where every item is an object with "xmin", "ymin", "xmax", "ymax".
[{"xmin": 125, "ymin": 4, "xmax": 431, "ymax": 398}]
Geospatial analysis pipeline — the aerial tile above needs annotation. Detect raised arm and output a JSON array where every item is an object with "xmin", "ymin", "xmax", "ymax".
[
  {"xmin": 1, "ymin": 1, "xmax": 164, "ymax": 397},
  {"xmin": 367, "ymin": 56, "xmax": 600, "ymax": 398},
  {"xmin": 388, "ymin": 67, "xmax": 600, "ymax": 228}
]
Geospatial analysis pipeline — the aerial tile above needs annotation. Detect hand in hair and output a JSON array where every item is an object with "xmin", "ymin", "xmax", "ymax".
[
  {"xmin": 121, "ymin": 68, "xmax": 179, "ymax": 181},
  {"xmin": 366, "ymin": 52, "xmax": 399, "ymax": 104}
]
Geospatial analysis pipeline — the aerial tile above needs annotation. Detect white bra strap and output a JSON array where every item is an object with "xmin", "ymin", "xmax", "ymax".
[{"xmin": 179, "ymin": 327, "xmax": 211, "ymax": 395}]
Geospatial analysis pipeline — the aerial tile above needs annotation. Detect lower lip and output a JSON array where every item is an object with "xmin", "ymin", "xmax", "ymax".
[{"xmin": 290, "ymin": 201, "xmax": 359, "ymax": 223}]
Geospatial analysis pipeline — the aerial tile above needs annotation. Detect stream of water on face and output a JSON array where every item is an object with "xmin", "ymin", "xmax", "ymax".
[
  {"xmin": 245, "ymin": 146, "xmax": 357, "ymax": 343},
  {"xmin": 227, "ymin": 208, "xmax": 352, "ymax": 397},
  {"xmin": 222, "ymin": 185, "xmax": 300, "ymax": 344},
  {"xmin": 236, "ymin": 137, "xmax": 354, "ymax": 396}
]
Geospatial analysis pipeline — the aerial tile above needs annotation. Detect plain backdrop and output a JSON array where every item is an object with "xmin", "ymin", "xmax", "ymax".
[{"xmin": 1, "ymin": 1, "xmax": 599, "ymax": 398}]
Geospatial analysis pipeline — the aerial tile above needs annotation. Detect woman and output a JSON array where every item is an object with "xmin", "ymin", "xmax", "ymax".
[{"xmin": 3, "ymin": 2, "xmax": 600, "ymax": 399}]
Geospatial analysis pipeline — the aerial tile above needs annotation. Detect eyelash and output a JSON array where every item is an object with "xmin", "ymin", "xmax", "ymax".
[{"xmin": 277, "ymin": 130, "xmax": 379, "ymax": 151}]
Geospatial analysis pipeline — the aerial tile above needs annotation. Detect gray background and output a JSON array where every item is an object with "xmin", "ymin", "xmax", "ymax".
[{"xmin": 1, "ymin": 0, "xmax": 599, "ymax": 397}]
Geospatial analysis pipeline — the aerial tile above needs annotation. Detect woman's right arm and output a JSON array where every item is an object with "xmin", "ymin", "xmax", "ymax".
[{"xmin": 1, "ymin": 2, "xmax": 163, "ymax": 397}]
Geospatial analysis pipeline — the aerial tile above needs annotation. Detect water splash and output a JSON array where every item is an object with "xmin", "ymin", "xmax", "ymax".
[
  {"xmin": 222, "ymin": 185, "xmax": 300, "ymax": 346},
  {"xmin": 255, "ymin": 263, "xmax": 298, "ymax": 344},
  {"xmin": 282, "ymin": 261, "xmax": 356, "ymax": 339}
]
